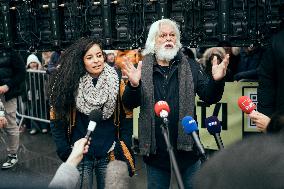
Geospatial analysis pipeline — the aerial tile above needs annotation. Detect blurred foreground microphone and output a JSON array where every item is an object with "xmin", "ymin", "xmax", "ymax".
[
  {"xmin": 238, "ymin": 96, "xmax": 256, "ymax": 114},
  {"xmin": 205, "ymin": 116, "xmax": 224, "ymax": 150},
  {"xmin": 154, "ymin": 101, "xmax": 170, "ymax": 123},
  {"xmin": 182, "ymin": 116, "xmax": 207, "ymax": 161},
  {"xmin": 105, "ymin": 160, "xmax": 130, "ymax": 189},
  {"xmin": 85, "ymin": 109, "xmax": 103, "ymax": 141}
]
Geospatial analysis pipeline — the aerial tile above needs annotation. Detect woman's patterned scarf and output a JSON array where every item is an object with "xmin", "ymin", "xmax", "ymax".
[{"xmin": 76, "ymin": 64, "xmax": 119, "ymax": 120}]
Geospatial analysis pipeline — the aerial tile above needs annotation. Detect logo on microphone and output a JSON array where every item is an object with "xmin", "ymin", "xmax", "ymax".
[
  {"xmin": 241, "ymin": 99, "xmax": 255, "ymax": 111},
  {"xmin": 208, "ymin": 121, "xmax": 217, "ymax": 127},
  {"xmin": 157, "ymin": 101, "xmax": 168, "ymax": 106},
  {"xmin": 154, "ymin": 101, "xmax": 170, "ymax": 118},
  {"xmin": 238, "ymin": 96, "xmax": 256, "ymax": 114},
  {"xmin": 187, "ymin": 120, "xmax": 196, "ymax": 124}
]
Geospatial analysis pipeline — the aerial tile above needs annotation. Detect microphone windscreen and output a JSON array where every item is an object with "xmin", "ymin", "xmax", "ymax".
[
  {"xmin": 238, "ymin": 96, "xmax": 256, "ymax": 114},
  {"xmin": 89, "ymin": 109, "xmax": 103, "ymax": 122},
  {"xmin": 154, "ymin": 101, "xmax": 170, "ymax": 117},
  {"xmin": 205, "ymin": 116, "xmax": 221, "ymax": 135},
  {"xmin": 105, "ymin": 160, "xmax": 129, "ymax": 189},
  {"xmin": 181, "ymin": 116, "xmax": 198, "ymax": 134}
]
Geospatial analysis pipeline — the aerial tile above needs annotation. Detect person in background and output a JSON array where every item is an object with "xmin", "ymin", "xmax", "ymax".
[
  {"xmin": 47, "ymin": 51, "xmax": 61, "ymax": 75},
  {"xmin": 249, "ymin": 4, "xmax": 284, "ymax": 132},
  {"xmin": 181, "ymin": 46, "xmax": 195, "ymax": 60},
  {"xmin": 121, "ymin": 18, "xmax": 229, "ymax": 189},
  {"xmin": 234, "ymin": 45, "xmax": 263, "ymax": 81},
  {"xmin": 0, "ymin": 49, "xmax": 26, "ymax": 169},
  {"xmin": 199, "ymin": 47, "xmax": 233, "ymax": 81},
  {"xmin": 257, "ymin": 4, "xmax": 284, "ymax": 117},
  {"xmin": 106, "ymin": 52, "xmax": 116, "ymax": 67},
  {"xmin": 42, "ymin": 51, "xmax": 53, "ymax": 70},
  {"xmin": 26, "ymin": 54, "xmax": 48, "ymax": 134}
]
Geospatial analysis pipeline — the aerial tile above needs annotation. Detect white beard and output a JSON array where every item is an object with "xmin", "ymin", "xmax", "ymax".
[{"xmin": 155, "ymin": 43, "xmax": 179, "ymax": 62}]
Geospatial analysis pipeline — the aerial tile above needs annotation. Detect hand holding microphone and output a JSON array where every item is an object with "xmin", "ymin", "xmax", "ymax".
[
  {"xmin": 85, "ymin": 109, "xmax": 103, "ymax": 141},
  {"xmin": 66, "ymin": 138, "xmax": 90, "ymax": 167},
  {"xmin": 248, "ymin": 111, "xmax": 271, "ymax": 132},
  {"xmin": 238, "ymin": 96, "xmax": 271, "ymax": 132},
  {"xmin": 205, "ymin": 116, "xmax": 224, "ymax": 150}
]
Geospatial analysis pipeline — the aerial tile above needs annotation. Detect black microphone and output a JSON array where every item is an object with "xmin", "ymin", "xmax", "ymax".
[
  {"xmin": 205, "ymin": 116, "xmax": 224, "ymax": 150},
  {"xmin": 182, "ymin": 116, "xmax": 207, "ymax": 162},
  {"xmin": 85, "ymin": 109, "xmax": 103, "ymax": 141}
]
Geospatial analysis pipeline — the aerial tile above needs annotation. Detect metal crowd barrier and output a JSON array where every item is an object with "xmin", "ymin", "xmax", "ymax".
[{"xmin": 17, "ymin": 69, "xmax": 50, "ymax": 127}]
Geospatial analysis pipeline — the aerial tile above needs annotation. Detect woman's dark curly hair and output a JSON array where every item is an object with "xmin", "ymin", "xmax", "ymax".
[{"xmin": 49, "ymin": 37, "xmax": 104, "ymax": 114}]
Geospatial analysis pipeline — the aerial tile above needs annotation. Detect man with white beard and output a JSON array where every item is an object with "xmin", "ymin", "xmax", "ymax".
[{"xmin": 121, "ymin": 19, "xmax": 230, "ymax": 189}]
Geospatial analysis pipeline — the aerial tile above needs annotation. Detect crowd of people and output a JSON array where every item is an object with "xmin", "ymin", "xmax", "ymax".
[{"xmin": 0, "ymin": 5, "xmax": 284, "ymax": 188}]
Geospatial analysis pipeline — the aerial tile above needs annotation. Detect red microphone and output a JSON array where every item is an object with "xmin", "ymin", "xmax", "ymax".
[
  {"xmin": 238, "ymin": 96, "xmax": 256, "ymax": 114},
  {"xmin": 154, "ymin": 101, "xmax": 170, "ymax": 118}
]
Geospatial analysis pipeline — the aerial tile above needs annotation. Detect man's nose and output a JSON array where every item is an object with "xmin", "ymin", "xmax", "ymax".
[{"xmin": 166, "ymin": 35, "xmax": 172, "ymax": 41}]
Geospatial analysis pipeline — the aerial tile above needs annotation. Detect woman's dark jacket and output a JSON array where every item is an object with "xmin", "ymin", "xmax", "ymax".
[{"xmin": 50, "ymin": 78, "xmax": 132, "ymax": 162}]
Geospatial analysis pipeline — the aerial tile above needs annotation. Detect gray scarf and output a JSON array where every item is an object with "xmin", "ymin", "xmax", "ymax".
[
  {"xmin": 75, "ymin": 64, "xmax": 119, "ymax": 120},
  {"xmin": 138, "ymin": 52, "xmax": 195, "ymax": 155}
]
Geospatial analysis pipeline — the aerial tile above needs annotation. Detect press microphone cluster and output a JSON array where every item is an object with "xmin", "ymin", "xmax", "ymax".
[
  {"xmin": 205, "ymin": 116, "xmax": 224, "ymax": 150},
  {"xmin": 85, "ymin": 109, "xmax": 103, "ymax": 141},
  {"xmin": 181, "ymin": 116, "xmax": 207, "ymax": 162},
  {"xmin": 238, "ymin": 96, "xmax": 256, "ymax": 114}
]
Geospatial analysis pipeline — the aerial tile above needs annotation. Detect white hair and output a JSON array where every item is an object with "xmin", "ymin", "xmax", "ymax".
[{"xmin": 142, "ymin": 19, "xmax": 182, "ymax": 56}]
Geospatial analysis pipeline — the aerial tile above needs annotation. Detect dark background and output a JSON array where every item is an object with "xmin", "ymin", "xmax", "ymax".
[{"xmin": 0, "ymin": 0, "xmax": 283, "ymax": 51}]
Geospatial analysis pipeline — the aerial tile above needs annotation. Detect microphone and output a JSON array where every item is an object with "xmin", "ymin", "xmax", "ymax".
[
  {"xmin": 85, "ymin": 109, "xmax": 103, "ymax": 141},
  {"xmin": 155, "ymin": 101, "xmax": 185, "ymax": 189},
  {"xmin": 154, "ymin": 101, "xmax": 170, "ymax": 123},
  {"xmin": 181, "ymin": 116, "xmax": 207, "ymax": 161},
  {"xmin": 205, "ymin": 116, "xmax": 224, "ymax": 150},
  {"xmin": 238, "ymin": 96, "xmax": 256, "ymax": 114},
  {"xmin": 105, "ymin": 160, "xmax": 130, "ymax": 189}
]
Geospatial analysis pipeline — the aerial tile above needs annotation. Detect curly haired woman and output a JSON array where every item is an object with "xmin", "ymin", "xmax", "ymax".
[{"xmin": 49, "ymin": 37, "xmax": 133, "ymax": 189}]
